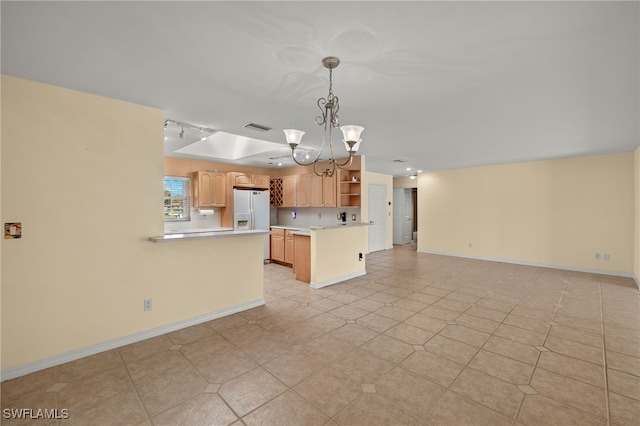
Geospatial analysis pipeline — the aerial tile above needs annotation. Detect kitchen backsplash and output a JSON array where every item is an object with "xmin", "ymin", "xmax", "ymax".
[
  {"xmin": 164, "ymin": 208, "xmax": 221, "ymax": 232},
  {"xmin": 275, "ymin": 207, "xmax": 361, "ymax": 228}
]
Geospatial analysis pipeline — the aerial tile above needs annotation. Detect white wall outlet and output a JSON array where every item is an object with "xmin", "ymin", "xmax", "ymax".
[
  {"xmin": 468, "ymin": 242, "xmax": 473, "ymax": 248},
  {"xmin": 603, "ymin": 254, "xmax": 610, "ymax": 261},
  {"xmin": 144, "ymin": 298, "xmax": 152, "ymax": 311},
  {"xmin": 318, "ymin": 213, "xmax": 322, "ymax": 219},
  {"xmin": 594, "ymin": 253, "xmax": 601, "ymax": 260}
]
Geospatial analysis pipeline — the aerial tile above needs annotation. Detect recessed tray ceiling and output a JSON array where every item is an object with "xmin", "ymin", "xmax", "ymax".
[{"xmin": 174, "ymin": 131, "xmax": 285, "ymax": 161}]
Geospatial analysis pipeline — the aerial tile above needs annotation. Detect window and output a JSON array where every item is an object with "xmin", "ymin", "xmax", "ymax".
[{"xmin": 164, "ymin": 176, "xmax": 190, "ymax": 221}]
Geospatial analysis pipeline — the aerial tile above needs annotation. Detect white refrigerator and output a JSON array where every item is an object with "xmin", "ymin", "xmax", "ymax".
[{"xmin": 233, "ymin": 189, "xmax": 270, "ymax": 261}]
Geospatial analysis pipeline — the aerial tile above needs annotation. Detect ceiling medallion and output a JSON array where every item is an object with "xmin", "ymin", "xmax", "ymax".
[{"xmin": 283, "ymin": 56, "xmax": 364, "ymax": 177}]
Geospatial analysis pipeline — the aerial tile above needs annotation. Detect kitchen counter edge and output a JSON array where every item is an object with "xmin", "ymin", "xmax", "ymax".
[{"xmin": 149, "ymin": 229, "xmax": 270, "ymax": 243}]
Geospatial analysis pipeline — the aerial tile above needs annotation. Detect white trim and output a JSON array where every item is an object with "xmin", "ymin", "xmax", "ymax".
[
  {"xmin": 310, "ymin": 270, "xmax": 367, "ymax": 289},
  {"xmin": 0, "ymin": 298, "xmax": 265, "ymax": 382},
  {"xmin": 418, "ymin": 249, "xmax": 635, "ymax": 279}
]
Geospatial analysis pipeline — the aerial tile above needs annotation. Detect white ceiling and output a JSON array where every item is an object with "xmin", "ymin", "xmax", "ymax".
[{"xmin": 2, "ymin": 1, "xmax": 638, "ymax": 177}]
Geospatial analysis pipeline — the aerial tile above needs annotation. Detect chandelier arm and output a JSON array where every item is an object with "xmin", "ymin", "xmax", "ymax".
[{"xmin": 335, "ymin": 153, "xmax": 354, "ymax": 170}]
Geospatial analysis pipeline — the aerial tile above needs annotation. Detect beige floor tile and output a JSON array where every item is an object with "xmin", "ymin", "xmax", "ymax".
[
  {"xmin": 453, "ymin": 312, "xmax": 500, "ymax": 334},
  {"xmin": 329, "ymin": 305, "xmax": 370, "ymax": 320},
  {"xmin": 517, "ymin": 394, "xmax": 608, "ymax": 426},
  {"xmin": 194, "ymin": 347, "xmax": 258, "ymax": 384},
  {"xmin": 433, "ymin": 298, "xmax": 471, "ymax": 313},
  {"xmin": 366, "ymin": 292, "xmax": 402, "ymax": 304},
  {"xmin": 549, "ymin": 324, "xmax": 604, "ymax": 348},
  {"xmin": 392, "ymin": 298, "xmax": 429, "ymax": 312},
  {"xmin": 330, "ymin": 348, "xmax": 395, "ymax": 384},
  {"xmin": 118, "ymin": 335, "xmax": 174, "ymax": 365},
  {"xmin": 333, "ymin": 394, "xmax": 422, "ymax": 426},
  {"xmin": 404, "ymin": 313, "xmax": 448, "ymax": 333},
  {"xmin": 238, "ymin": 333, "xmax": 293, "ymax": 364},
  {"xmin": 530, "ymin": 368, "xmax": 607, "ymax": 419},
  {"xmin": 537, "ymin": 351, "xmax": 605, "ymax": 388},
  {"xmin": 218, "ymin": 367, "xmax": 287, "ymax": 417},
  {"xmin": 511, "ymin": 305, "xmax": 556, "ymax": 322},
  {"xmin": 263, "ymin": 349, "xmax": 326, "ymax": 387},
  {"xmin": 152, "ymin": 393, "xmax": 237, "ymax": 426},
  {"xmin": 607, "ymin": 350, "xmax": 640, "ymax": 376},
  {"xmin": 384, "ymin": 323, "xmax": 434, "ymax": 345},
  {"xmin": 219, "ymin": 324, "xmax": 272, "ymax": 347},
  {"xmin": 450, "ymin": 367, "xmax": 524, "ymax": 417},
  {"xmin": 0, "ymin": 368, "xmax": 57, "ymax": 406},
  {"xmin": 329, "ymin": 323, "xmax": 379, "ymax": 346},
  {"xmin": 376, "ymin": 367, "xmax": 445, "ymax": 419},
  {"xmin": 544, "ymin": 336, "xmax": 605, "ymax": 365},
  {"xmin": 503, "ymin": 313, "xmax": 551, "ymax": 335},
  {"xmin": 427, "ymin": 390, "xmax": 513, "ymax": 426},
  {"xmin": 554, "ymin": 312, "xmax": 603, "ymax": 334},
  {"xmin": 56, "ymin": 350, "xmax": 123, "ymax": 383},
  {"xmin": 62, "ymin": 387, "xmax": 148, "ymax": 426},
  {"xmin": 243, "ymin": 390, "xmax": 329, "ymax": 426},
  {"xmin": 309, "ymin": 297, "xmax": 344, "ymax": 312},
  {"xmin": 607, "ymin": 368, "xmax": 640, "ymax": 400},
  {"xmin": 137, "ymin": 365, "xmax": 207, "ymax": 416},
  {"xmin": 607, "ymin": 335, "xmax": 640, "ymax": 358},
  {"xmin": 420, "ymin": 305, "xmax": 462, "ymax": 321},
  {"xmin": 349, "ymin": 298, "xmax": 385, "ymax": 312},
  {"xmin": 361, "ymin": 334, "xmax": 414, "ymax": 364},
  {"xmin": 375, "ymin": 305, "xmax": 415, "ymax": 322},
  {"xmin": 424, "ymin": 335, "xmax": 479, "ymax": 365},
  {"xmin": 609, "ymin": 391, "xmax": 640, "ymax": 426},
  {"xmin": 406, "ymin": 292, "xmax": 441, "ymax": 305},
  {"xmin": 494, "ymin": 323, "xmax": 547, "ymax": 346},
  {"xmin": 57, "ymin": 365, "xmax": 132, "ymax": 410},
  {"xmin": 469, "ymin": 350, "xmax": 534, "ymax": 384},
  {"xmin": 483, "ymin": 335, "xmax": 541, "ymax": 365},
  {"xmin": 293, "ymin": 368, "xmax": 361, "ymax": 417},
  {"xmin": 303, "ymin": 334, "xmax": 356, "ymax": 363},
  {"xmin": 356, "ymin": 312, "xmax": 399, "ymax": 333},
  {"xmin": 464, "ymin": 305, "xmax": 508, "ymax": 322},
  {"xmin": 475, "ymin": 297, "xmax": 515, "ymax": 313},
  {"xmin": 328, "ymin": 292, "xmax": 362, "ymax": 304},
  {"xmin": 179, "ymin": 334, "xmax": 235, "ymax": 366},
  {"xmin": 400, "ymin": 350, "xmax": 464, "ymax": 387},
  {"xmin": 439, "ymin": 324, "xmax": 490, "ymax": 347},
  {"xmin": 166, "ymin": 324, "xmax": 216, "ymax": 345}
]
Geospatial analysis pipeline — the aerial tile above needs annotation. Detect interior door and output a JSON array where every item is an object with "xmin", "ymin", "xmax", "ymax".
[
  {"xmin": 368, "ymin": 184, "xmax": 387, "ymax": 253},
  {"xmin": 393, "ymin": 188, "xmax": 404, "ymax": 245},
  {"xmin": 403, "ymin": 189, "xmax": 413, "ymax": 243}
]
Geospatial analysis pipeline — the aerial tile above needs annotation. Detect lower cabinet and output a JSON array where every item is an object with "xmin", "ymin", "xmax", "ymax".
[
  {"xmin": 270, "ymin": 228, "xmax": 285, "ymax": 263},
  {"xmin": 270, "ymin": 228, "xmax": 294, "ymax": 266}
]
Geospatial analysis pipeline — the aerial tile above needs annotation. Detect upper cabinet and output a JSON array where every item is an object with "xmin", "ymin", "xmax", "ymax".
[
  {"xmin": 193, "ymin": 171, "xmax": 226, "ymax": 208},
  {"xmin": 338, "ymin": 169, "xmax": 361, "ymax": 207},
  {"xmin": 296, "ymin": 174, "xmax": 311, "ymax": 207},
  {"xmin": 282, "ymin": 175, "xmax": 297, "ymax": 207},
  {"xmin": 229, "ymin": 172, "xmax": 270, "ymax": 189},
  {"xmin": 309, "ymin": 174, "xmax": 336, "ymax": 207}
]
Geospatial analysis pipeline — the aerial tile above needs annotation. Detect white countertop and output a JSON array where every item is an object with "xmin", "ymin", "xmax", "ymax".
[
  {"xmin": 149, "ymin": 229, "xmax": 269, "ymax": 243},
  {"xmin": 272, "ymin": 222, "xmax": 371, "ymax": 236}
]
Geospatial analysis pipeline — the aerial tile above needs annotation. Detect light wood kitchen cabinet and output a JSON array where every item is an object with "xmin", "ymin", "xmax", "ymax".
[
  {"xmin": 270, "ymin": 228, "xmax": 285, "ymax": 263},
  {"xmin": 282, "ymin": 175, "xmax": 297, "ymax": 207},
  {"xmin": 310, "ymin": 174, "xmax": 336, "ymax": 207},
  {"xmin": 253, "ymin": 174, "xmax": 270, "ymax": 189},
  {"xmin": 284, "ymin": 230, "xmax": 295, "ymax": 265},
  {"xmin": 296, "ymin": 174, "xmax": 311, "ymax": 207},
  {"xmin": 193, "ymin": 171, "xmax": 226, "ymax": 208},
  {"xmin": 293, "ymin": 234, "xmax": 311, "ymax": 283},
  {"xmin": 229, "ymin": 172, "xmax": 271, "ymax": 189}
]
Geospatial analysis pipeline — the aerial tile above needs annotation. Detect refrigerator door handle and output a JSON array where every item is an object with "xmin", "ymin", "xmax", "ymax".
[{"xmin": 249, "ymin": 194, "xmax": 254, "ymax": 230}]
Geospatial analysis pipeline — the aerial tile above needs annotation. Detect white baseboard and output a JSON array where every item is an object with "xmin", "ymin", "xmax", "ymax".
[
  {"xmin": 1, "ymin": 298, "xmax": 265, "ymax": 382},
  {"xmin": 418, "ymin": 249, "xmax": 636, "ymax": 280},
  {"xmin": 310, "ymin": 270, "xmax": 367, "ymax": 289},
  {"xmin": 634, "ymin": 274, "xmax": 640, "ymax": 289}
]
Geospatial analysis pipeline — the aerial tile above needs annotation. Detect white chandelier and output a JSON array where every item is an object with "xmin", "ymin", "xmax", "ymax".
[{"xmin": 283, "ymin": 56, "xmax": 364, "ymax": 177}]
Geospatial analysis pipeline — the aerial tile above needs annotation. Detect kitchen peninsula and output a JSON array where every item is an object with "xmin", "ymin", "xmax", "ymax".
[{"xmin": 272, "ymin": 223, "xmax": 369, "ymax": 289}]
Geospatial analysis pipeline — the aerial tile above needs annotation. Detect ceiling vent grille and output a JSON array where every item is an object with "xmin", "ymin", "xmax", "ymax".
[
  {"xmin": 244, "ymin": 122, "xmax": 272, "ymax": 132},
  {"xmin": 392, "ymin": 159, "xmax": 408, "ymax": 163}
]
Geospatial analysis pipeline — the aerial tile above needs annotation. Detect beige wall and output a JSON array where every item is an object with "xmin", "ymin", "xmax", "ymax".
[
  {"xmin": 362, "ymin": 169, "xmax": 394, "ymax": 250},
  {"xmin": 635, "ymin": 147, "xmax": 640, "ymax": 283},
  {"xmin": 393, "ymin": 177, "xmax": 418, "ymax": 189},
  {"xmin": 418, "ymin": 153, "xmax": 635, "ymax": 275},
  {"xmin": 311, "ymin": 226, "xmax": 368, "ymax": 285},
  {"xmin": 1, "ymin": 76, "xmax": 264, "ymax": 372}
]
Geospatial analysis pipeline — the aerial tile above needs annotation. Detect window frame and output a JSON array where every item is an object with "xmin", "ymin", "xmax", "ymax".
[{"xmin": 164, "ymin": 176, "xmax": 191, "ymax": 221}]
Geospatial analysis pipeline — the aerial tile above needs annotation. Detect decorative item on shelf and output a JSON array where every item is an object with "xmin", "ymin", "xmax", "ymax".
[{"xmin": 283, "ymin": 56, "xmax": 364, "ymax": 178}]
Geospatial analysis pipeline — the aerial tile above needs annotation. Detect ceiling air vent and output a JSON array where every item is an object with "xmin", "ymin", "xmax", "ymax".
[
  {"xmin": 243, "ymin": 122, "xmax": 272, "ymax": 132},
  {"xmin": 392, "ymin": 159, "xmax": 408, "ymax": 163}
]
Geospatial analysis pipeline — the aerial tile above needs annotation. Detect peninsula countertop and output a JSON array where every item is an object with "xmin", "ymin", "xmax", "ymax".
[{"xmin": 149, "ymin": 228, "xmax": 269, "ymax": 243}]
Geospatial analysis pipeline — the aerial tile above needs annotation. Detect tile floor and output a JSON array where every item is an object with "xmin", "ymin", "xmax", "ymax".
[{"xmin": 2, "ymin": 245, "xmax": 639, "ymax": 425}]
